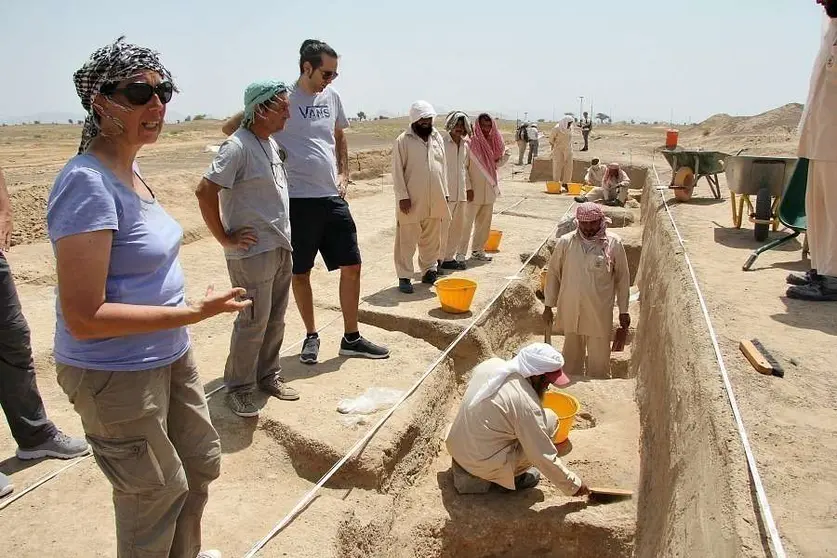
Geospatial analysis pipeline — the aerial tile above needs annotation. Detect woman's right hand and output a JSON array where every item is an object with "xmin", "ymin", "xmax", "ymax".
[
  {"xmin": 195, "ymin": 286, "xmax": 251, "ymax": 319},
  {"xmin": 225, "ymin": 227, "xmax": 258, "ymax": 250}
]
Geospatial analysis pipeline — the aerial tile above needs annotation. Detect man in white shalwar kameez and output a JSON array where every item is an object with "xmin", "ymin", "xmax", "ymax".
[
  {"xmin": 392, "ymin": 101, "xmax": 449, "ymax": 294},
  {"xmin": 787, "ymin": 0, "xmax": 837, "ymax": 301},
  {"xmin": 440, "ymin": 111, "xmax": 473, "ymax": 271},
  {"xmin": 543, "ymin": 203, "xmax": 630, "ymax": 378},
  {"xmin": 462, "ymin": 113, "xmax": 511, "ymax": 262},
  {"xmin": 550, "ymin": 117, "xmax": 574, "ymax": 188}
]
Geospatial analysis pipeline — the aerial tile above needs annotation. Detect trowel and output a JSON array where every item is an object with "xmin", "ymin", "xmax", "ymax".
[{"xmin": 588, "ymin": 487, "xmax": 633, "ymax": 503}]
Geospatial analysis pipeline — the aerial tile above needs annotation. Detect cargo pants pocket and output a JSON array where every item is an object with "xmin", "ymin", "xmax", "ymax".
[{"xmin": 87, "ymin": 435, "xmax": 166, "ymax": 494}]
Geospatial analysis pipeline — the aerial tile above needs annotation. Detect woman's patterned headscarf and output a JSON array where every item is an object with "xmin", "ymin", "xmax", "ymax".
[{"xmin": 73, "ymin": 36, "xmax": 177, "ymax": 153}]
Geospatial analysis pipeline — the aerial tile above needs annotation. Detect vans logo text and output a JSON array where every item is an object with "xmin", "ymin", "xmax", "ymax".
[{"xmin": 299, "ymin": 105, "xmax": 331, "ymax": 119}]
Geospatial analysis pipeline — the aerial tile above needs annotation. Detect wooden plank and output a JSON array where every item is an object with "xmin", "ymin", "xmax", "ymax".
[{"xmin": 739, "ymin": 339, "xmax": 773, "ymax": 375}]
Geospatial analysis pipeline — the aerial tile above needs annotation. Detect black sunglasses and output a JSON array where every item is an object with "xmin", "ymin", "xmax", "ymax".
[
  {"xmin": 318, "ymin": 69, "xmax": 338, "ymax": 80},
  {"xmin": 103, "ymin": 81, "xmax": 174, "ymax": 106}
]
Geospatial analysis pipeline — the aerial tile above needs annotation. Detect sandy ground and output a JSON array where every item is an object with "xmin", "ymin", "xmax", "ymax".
[{"xmin": 0, "ymin": 103, "xmax": 833, "ymax": 557}]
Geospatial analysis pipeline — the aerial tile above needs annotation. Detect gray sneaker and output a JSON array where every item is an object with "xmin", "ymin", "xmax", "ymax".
[
  {"xmin": 259, "ymin": 376, "xmax": 300, "ymax": 401},
  {"xmin": 16, "ymin": 431, "xmax": 90, "ymax": 461},
  {"xmin": 226, "ymin": 391, "xmax": 259, "ymax": 418},
  {"xmin": 0, "ymin": 472, "xmax": 13, "ymax": 499},
  {"xmin": 300, "ymin": 335, "xmax": 320, "ymax": 365}
]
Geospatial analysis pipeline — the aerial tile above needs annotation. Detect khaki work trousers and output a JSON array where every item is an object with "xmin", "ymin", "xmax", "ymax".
[
  {"xmin": 395, "ymin": 218, "xmax": 442, "ymax": 278},
  {"xmin": 462, "ymin": 203, "xmax": 494, "ymax": 256},
  {"xmin": 225, "ymin": 247, "xmax": 292, "ymax": 393},
  {"xmin": 57, "ymin": 350, "xmax": 221, "ymax": 558},
  {"xmin": 807, "ymin": 160, "xmax": 837, "ymax": 276},
  {"xmin": 451, "ymin": 409, "xmax": 558, "ymax": 494},
  {"xmin": 440, "ymin": 200, "xmax": 469, "ymax": 262},
  {"xmin": 562, "ymin": 333, "xmax": 611, "ymax": 378},
  {"xmin": 516, "ymin": 140, "xmax": 527, "ymax": 165},
  {"xmin": 552, "ymin": 148, "xmax": 573, "ymax": 184}
]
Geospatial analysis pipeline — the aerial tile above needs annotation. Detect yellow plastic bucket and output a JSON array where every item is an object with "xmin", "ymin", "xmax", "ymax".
[
  {"xmin": 541, "ymin": 391, "xmax": 580, "ymax": 444},
  {"xmin": 546, "ymin": 181, "xmax": 562, "ymax": 194},
  {"xmin": 567, "ymin": 183, "xmax": 583, "ymax": 196},
  {"xmin": 483, "ymin": 230, "xmax": 503, "ymax": 252},
  {"xmin": 434, "ymin": 278, "xmax": 478, "ymax": 314}
]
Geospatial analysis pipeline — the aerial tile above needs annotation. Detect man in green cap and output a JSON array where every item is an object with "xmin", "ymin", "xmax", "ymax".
[{"xmin": 196, "ymin": 80, "xmax": 300, "ymax": 418}]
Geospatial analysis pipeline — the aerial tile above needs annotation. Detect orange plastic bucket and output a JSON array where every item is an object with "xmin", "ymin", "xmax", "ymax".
[
  {"xmin": 483, "ymin": 230, "xmax": 503, "ymax": 252},
  {"xmin": 541, "ymin": 391, "xmax": 580, "ymax": 444},
  {"xmin": 666, "ymin": 129, "xmax": 679, "ymax": 150},
  {"xmin": 434, "ymin": 278, "xmax": 478, "ymax": 314},
  {"xmin": 546, "ymin": 181, "xmax": 562, "ymax": 194}
]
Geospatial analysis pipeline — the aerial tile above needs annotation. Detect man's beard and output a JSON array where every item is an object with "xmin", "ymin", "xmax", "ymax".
[
  {"xmin": 412, "ymin": 123, "xmax": 432, "ymax": 140},
  {"xmin": 530, "ymin": 376, "xmax": 551, "ymax": 399}
]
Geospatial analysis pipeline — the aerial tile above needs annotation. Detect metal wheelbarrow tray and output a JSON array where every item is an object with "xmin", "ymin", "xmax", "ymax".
[
  {"xmin": 662, "ymin": 149, "xmax": 729, "ymax": 200},
  {"xmin": 725, "ymin": 155, "xmax": 798, "ymax": 242}
]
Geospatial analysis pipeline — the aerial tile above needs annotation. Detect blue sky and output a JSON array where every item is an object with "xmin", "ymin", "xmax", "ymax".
[{"xmin": 0, "ymin": 0, "xmax": 826, "ymax": 123}]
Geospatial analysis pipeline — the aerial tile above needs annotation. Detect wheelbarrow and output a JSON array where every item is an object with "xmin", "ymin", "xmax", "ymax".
[
  {"xmin": 742, "ymin": 158, "xmax": 809, "ymax": 271},
  {"xmin": 725, "ymin": 155, "xmax": 798, "ymax": 242},
  {"xmin": 661, "ymin": 149, "xmax": 729, "ymax": 201}
]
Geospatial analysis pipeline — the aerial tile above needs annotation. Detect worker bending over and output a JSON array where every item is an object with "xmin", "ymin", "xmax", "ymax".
[
  {"xmin": 543, "ymin": 203, "xmax": 630, "ymax": 378},
  {"xmin": 584, "ymin": 158, "xmax": 607, "ymax": 188},
  {"xmin": 445, "ymin": 343, "xmax": 589, "ymax": 496},
  {"xmin": 576, "ymin": 163, "xmax": 631, "ymax": 207}
]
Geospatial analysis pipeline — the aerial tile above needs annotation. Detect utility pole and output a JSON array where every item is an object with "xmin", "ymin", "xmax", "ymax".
[{"xmin": 578, "ymin": 96, "xmax": 584, "ymax": 121}]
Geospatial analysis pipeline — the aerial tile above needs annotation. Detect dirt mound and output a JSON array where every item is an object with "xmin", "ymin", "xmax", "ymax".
[{"xmin": 698, "ymin": 103, "xmax": 803, "ymax": 137}]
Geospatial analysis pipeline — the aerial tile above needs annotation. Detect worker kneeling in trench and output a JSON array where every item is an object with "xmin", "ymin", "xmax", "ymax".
[{"xmin": 445, "ymin": 343, "xmax": 589, "ymax": 497}]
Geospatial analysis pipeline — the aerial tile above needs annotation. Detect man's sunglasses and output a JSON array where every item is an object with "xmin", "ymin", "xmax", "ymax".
[
  {"xmin": 318, "ymin": 69, "xmax": 338, "ymax": 80},
  {"xmin": 101, "ymin": 81, "xmax": 174, "ymax": 106}
]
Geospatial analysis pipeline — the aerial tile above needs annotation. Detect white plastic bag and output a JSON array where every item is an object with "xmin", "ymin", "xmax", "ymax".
[{"xmin": 337, "ymin": 387, "xmax": 405, "ymax": 415}]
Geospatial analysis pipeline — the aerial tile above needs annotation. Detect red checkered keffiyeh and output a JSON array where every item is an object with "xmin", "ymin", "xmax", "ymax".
[{"xmin": 575, "ymin": 202, "xmax": 613, "ymax": 268}]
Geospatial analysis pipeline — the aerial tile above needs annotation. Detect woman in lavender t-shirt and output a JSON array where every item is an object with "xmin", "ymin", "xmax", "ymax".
[{"xmin": 46, "ymin": 37, "xmax": 248, "ymax": 558}]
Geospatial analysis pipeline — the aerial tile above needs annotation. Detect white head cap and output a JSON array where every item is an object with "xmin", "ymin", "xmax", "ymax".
[
  {"xmin": 409, "ymin": 100, "xmax": 436, "ymax": 123},
  {"xmin": 469, "ymin": 343, "xmax": 568, "ymax": 408}
]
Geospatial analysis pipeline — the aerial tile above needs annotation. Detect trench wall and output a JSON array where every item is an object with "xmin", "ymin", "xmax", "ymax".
[{"xmin": 632, "ymin": 178, "xmax": 764, "ymax": 557}]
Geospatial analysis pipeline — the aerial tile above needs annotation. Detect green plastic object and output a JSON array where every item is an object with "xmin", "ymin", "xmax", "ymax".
[{"xmin": 743, "ymin": 158, "xmax": 809, "ymax": 271}]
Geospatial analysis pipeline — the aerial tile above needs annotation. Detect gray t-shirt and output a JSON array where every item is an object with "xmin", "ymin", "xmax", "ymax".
[
  {"xmin": 272, "ymin": 84, "xmax": 349, "ymax": 199},
  {"xmin": 204, "ymin": 128, "xmax": 292, "ymax": 260}
]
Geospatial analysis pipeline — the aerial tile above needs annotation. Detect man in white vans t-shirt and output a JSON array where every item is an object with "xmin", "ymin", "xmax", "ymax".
[{"xmin": 223, "ymin": 40, "xmax": 390, "ymax": 363}]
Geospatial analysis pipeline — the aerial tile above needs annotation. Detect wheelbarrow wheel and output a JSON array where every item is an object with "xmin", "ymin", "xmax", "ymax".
[{"xmin": 754, "ymin": 187, "xmax": 771, "ymax": 242}]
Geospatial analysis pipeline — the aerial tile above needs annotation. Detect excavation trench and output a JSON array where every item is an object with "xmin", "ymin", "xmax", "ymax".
[{"xmin": 256, "ymin": 169, "xmax": 765, "ymax": 557}]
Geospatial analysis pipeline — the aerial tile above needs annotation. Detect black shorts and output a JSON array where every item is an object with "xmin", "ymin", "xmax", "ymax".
[{"xmin": 289, "ymin": 196, "xmax": 362, "ymax": 274}]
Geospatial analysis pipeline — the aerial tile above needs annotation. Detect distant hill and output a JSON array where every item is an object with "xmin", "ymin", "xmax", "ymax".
[{"xmin": 698, "ymin": 103, "xmax": 803, "ymax": 136}]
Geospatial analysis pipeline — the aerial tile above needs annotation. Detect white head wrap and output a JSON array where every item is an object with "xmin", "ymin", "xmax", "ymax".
[
  {"xmin": 554, "ymin": 116, "xmax": 573, "ymax": 132},
  {"xmin": 409, "ymin": 100, "xmax": 436, "ymax": 123},
  {"xmin": 468, "ymin": 343, "xmax": 566, "ymax": 408}
]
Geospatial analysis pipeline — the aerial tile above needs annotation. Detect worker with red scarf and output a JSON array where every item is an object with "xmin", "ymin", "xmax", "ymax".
[
  {"xmin": 543, "ymin": 203, "xmax": 630, "ymax": 378},
  {"xmin": 463, "ymin": 113, "xmax": 510, "ymax": 262}
]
